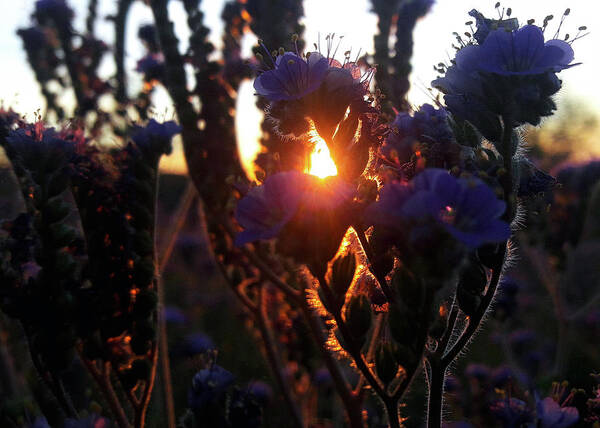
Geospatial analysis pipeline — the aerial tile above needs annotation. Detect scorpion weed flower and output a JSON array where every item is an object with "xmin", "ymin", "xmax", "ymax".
[
  {"xmin": 367, "ymin": 168, "xmax": 510, "ymax": 249},
  {"xmin": 136, "ymin": 53, "xmax": 166, "ymax": 84},
  {"xmin": 234, "ymin": 171, "xmax": 353, "ymax": 246},
  {"xmin": 490, "ymin": 397, "xmax": 534, "ymax": 427},
  {"xmin": 34, "ymin": 0, "xmax": 74, "ymax": 30},
  {"xmin": 189, "ymin": 364, "xmax": 235, "ymax": 409},
  {"xmin": 433, "ymin": 19, "xmax": 576, "ymax": 140},
  {"xmin": 235, "ymin": 171, "xmax": 313, "ymax": 246},
  {"xmin": 468, "ymin": 9, "xmax": 519, "ymax": 45},
  {"xmin": 254, "ymin": 51, "xmax": 329, "ymax": 101},
  {"xmin": 455, "ymin": 25, "xmax": 574, "ymax": 76},
  {"xmin": 537, "ymin": 397, "xmax": 579, "ymax": 428},
  {"xmin": 131, "ymin": 119, "xmax": 180, "ymax": 156},
  {"xmin": 380, "ymin": 103, "xmax": 454, "ymax": 166}
]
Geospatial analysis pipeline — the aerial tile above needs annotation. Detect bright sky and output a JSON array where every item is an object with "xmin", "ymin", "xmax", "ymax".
[{"xmin": 1, "ymin": 0, "xmax": 599, "ymax": 173}]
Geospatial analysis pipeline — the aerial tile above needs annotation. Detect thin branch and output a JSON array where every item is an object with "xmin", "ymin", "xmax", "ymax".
[
  {"xmin": 441, "ymin": 264, "xmax": 503, "ymax": 367},
  {"xmin": 298, "ymin": 292, "xmax": 364, "ymax": 428},
  {"xmin": 158, "ymin": 181, "xmax": 197, "ymax": 273},
  {"xmin": 256, "ymin": 285, "xmax": 305, "ymax": 428},
  {"xmin": 353, "ymin": 225, "xmax": 396, "ymax": 303},
  {"xmin": 82, "ymin": 359, "xmax": 130, "ymax": 428}
]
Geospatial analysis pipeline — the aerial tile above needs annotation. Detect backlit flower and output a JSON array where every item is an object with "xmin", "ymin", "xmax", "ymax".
[
  {"xmin": 367, "ymin": 168, "xmax": 510, "ymax": 248},
  {"xmin": 455, "ymin": 25, "xmax": 574, "ymax": 76},
  {"xmin": 537, "ymin": 397, "xmax": 579, "ymax": 428},
  {"xmin": 254, "ymin": 52, "xmax": 329, "ymax": 101}
]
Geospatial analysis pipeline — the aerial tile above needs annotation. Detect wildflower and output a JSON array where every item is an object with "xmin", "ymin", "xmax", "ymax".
[
  {"xmin": 16, "ymin": 27, "xmax": 47, "ymax": 52},
  {"xmin": 247, "ymin": 381, "xmax": 273, "ymax": 405},
  {"xmin": 537, "ymin": 397, "xmax": 579, "ymax": 428},
  {"xmin": 130, "ymin": 119, "xmax": 180, "ymax": 156},
  {"xmin": 468, "ymin": 9, "xmax": 519, "ymax": 45},
  {"xmin": 163, "ymin": 306, "xmax": 187, "ymax": 324},
  {"xmin": 34, "ymin": 0, "xmax": 74, "ymax": 30},
  {"xmin": 455, "ymin": 25, "xmax": 574, "ymax": 76},
  {"xmin": 367, "ymin": 168, "xmax": 510, "ymax": 249},
  {"xmin": 518, "ymin": 159, "xmax": 557, "ymax": 197},
  {"xmin": 180, "ymin": 333, "xmax": 215, "ymax": 357},
  {"xmin": 136, "ymin": 53, "xmax": 165, "ymax": 83},
  {"xmin": 433, "ymin": 21, "xmax": 576, "ymax": 140},
  {"xmin": 253, "ymin": 52, "xmax": 329, "ymax": 101},
  {"xmin": 235, "ymin": 171, "xmax": 353, "ymax": 246},
  {"xmin": 490, "ymin": 397, "xmax": 534, "ymax": 427},
  {"xmin": 188, "ymin": 365, "xmax": 235, "ymax": 409},
  {"xmin": 380, "ymin": 103, "xmax": 455, "ymax": 166},
  {"xmin": 138, "ymin": 24, "xmax": 160, "ymax": 53},
  {"xmin": 235, "ymin": 171, "xmax": 314, "ymax": 246}
]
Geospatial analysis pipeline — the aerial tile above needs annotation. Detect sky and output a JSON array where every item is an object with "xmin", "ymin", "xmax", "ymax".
[{"xmin": 1, "ymin": 0, "xmax": 599, "ymax": 173}]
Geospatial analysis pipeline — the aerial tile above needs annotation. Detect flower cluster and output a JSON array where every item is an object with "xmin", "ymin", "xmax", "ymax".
[{"xmin": 433, "ymin": 10, "xmax": 576, "ymax": 141}]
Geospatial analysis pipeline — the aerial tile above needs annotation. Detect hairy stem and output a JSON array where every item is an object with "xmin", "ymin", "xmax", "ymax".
[
  {"xmin": 257, "ymin": 286, "xmax": 304, "ymax": 428},
  {"xmin": 299, "ymin": 294, "xmax": 364, "ymax": 428},
  {"xmin": 82, "ymin": 359, "xmax": 131, "ymax": 428},
  {"xmin": 425, "ymin": 358, "xmax": 444, "ymax": 428}
]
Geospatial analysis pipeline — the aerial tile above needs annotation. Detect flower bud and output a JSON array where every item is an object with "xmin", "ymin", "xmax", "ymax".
[
  {"xmin": 376, "ymin": 343, "xmax": 399, "ymax": 385},
  {"xmin": 343, "ymin": 294, "xmax": 372, "ymax": 340},
  {"xmin": 389, "ymin": 304, "xmax": 417, "ymax": 345},
  {"xmin": 391, "ymin": 267, "xmax": 424, "ymax": 309},
  {"xmin": 330, "ymin": 252, "xmax": 356, "ymax": 298},
  {"xmin": 458, "ymin": 259, "xmax": 487, "ymax": 294},
  {"xmin": 456, "ymin": 284, "xmax": 481, "ymax": 317}
]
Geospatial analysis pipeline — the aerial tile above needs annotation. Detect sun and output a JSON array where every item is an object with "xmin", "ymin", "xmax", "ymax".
[{"xmin": 306, "ymin": 123, "xmax": 338, "ymax": 178}]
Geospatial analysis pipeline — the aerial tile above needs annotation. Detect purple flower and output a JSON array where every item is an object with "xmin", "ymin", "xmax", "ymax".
[
  {"xmin": 131, "ymin": 119, "xmax": 180, "ymax": 156},
  {"xmin": 381, "ymin": 103, "xmax": 455, "ymax": 166},
  {"xmin": 136, "ymin": 54, "xmax": 165, "ymax": 82},
  {"xmin": 182, "ymin": 333, "xmax": 215, "ymax": 356},
  {"xmin": 468, "ymin": 9, "xmax": 519, "ymax": 45},
  {"xmin": 456, "ymin": 25, "xmax": 574, "ymax": 76},
  {"xmin": 64, "ymin": 415, "xmax": 111, "ymax": 428},
  {"xmin": 247, "ymin": 381, "xmax": 273, "ymax": 404},
  {"xmin": 254, "ymin": 52, "xmax": 329, "ymax": 101},
  {"xmin": 491, "ymin": 397, "xmax": 534, "ymax": 428},
  {"xmin": 235, "ymin": 171, "xmax": 353, "ymax": 246},
  {"xmin": 189, "ymin": 365, "xmax": 235, "ymax": 409},
  {"xmin": 518, "ymin": 159, "xmax": 557, "ymax": 197},
  {"xmin": 367, "ymin": 169, "xmax": 510, "ymax": 248},
  {"xmin": 163, "ymin": 306, "xmax": 187, "ymax": 324},
  {"xmin": 537, "ymin": 397, "xmax": 579, "ymax": 428},
  {"xmin": 235, "ymin": 171, "xmax": 313, "ymax": 246},
  {"xmin": 35, "ymin": 0, "xmax": 73, "ymax": 20},
  {"xmin": 433, "ymin": 23, "xmax": 576, "ymax": 139},
  {"xmin": 17, "ymin": 27, "xmax": 47, "ymax": 52}
]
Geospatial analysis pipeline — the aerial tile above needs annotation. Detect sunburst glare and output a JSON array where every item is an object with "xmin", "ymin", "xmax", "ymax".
[{"xmin": 306, "ymin": 123, "xmax": 338, "ymax": 178}]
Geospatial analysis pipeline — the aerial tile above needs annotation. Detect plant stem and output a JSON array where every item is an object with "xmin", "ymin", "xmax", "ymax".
[
  {"xmin": 299, "ymin": 296, "xmax": 365, "ymax": 428},
  {"xmin": 157, "ymin": 277, "xmax": 176, "ymax": 428},
  {"xmin": 257, "ymin": 286, "xmax": 305, "ymax": 428},
  {"xmin": 442, "ymin": 264, "xmax": 504, "ymax": 367},
  {"xmin": 353, "ymin": 225, "xmax": 395, "ymax": 303},
  {"xmin": 425, "ymin": 358, "xmax": 444, "ymax": 428},
  {"xmin": 83, "ymin": 359, "xmax": 131, "ymax": 428}
]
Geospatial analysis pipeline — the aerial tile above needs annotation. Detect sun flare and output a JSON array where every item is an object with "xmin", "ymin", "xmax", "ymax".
[{"xmin": 306, "ymin": 124, "xmax": 338, "ymax": 178}]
